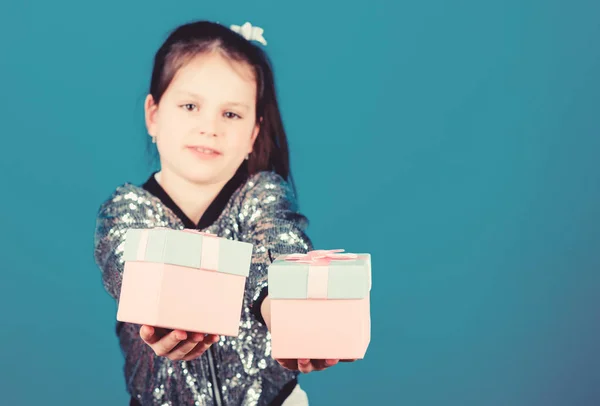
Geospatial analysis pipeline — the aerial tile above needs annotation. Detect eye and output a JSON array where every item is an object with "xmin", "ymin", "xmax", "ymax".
[
  {"xmin": 224, "ymin": 111, "xmax": 241, "ymax": 119},
  {"xmin": 181, "ymin": 103, "xmax": 197, "ymax": 112}
]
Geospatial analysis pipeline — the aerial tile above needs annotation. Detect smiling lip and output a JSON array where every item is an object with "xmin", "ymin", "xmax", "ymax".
[{"xmin": 186, "ymin": 145, "xmax": 222, "ymax": 155}]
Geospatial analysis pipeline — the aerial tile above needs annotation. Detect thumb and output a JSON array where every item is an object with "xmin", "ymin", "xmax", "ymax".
[{"xmin": 140, "ymin": 325, "xmax": 158, "ymax": 344}]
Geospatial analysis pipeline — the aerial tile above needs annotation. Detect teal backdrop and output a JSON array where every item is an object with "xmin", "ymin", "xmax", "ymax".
[{"xmin": 1, "ymin": 0, "xmax": 599, "ymax": 405}]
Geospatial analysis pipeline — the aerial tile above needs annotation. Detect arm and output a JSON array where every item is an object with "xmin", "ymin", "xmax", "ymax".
[
  {"xmin": 93, "ymin": 188, "xmax": 213, "ymax": 403},
  {"xmin": 238, "ymin": 172, "xmax": 313, "ymax": 327},
  {"xmin": 93, "ymin": 190, "xmax": 159, "ymax": 401},
  {"xmin": 93, "ymin": 188, "xmax": 216, "ymax": 312},
  {"xmin": 93, "ymin": 192, "xmax": 144, "ymax": 300},
  {"xmin": 241, "ymin": 173, "xmax": 355, "ymax": 374}
]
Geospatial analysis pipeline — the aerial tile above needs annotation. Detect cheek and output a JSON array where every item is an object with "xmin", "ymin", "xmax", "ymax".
[
  {"xmin": 224, "ymin": 123, "xmax": 255, "ymax": 149},
  {"xmin": 157, "ymin": 110, "xmax": 188, "ymax": 136}
]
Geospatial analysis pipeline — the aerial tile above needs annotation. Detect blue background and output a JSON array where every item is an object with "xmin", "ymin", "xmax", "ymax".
[{"xmin": 1, "ymin": 0, "xmax": 599, "ymax": 405}]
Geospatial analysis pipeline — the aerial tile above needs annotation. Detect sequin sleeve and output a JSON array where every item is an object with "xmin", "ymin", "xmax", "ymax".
[
  {"xmin": 92, "ymin": 186, "xmax": 189, "ymax": 405},
  {"xmin": 93, "ymin": 189, "xmax": 143, "ymax": 300},
  {"xmin": 239, "ymin": 172, "xmax": 314, "ymax": 324}
]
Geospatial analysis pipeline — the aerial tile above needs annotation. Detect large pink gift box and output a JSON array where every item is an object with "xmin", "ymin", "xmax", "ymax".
[
  {"xmin": 268, "ymin": 250, "xmax": 371, "ymax": 359},
  {"xmin": 116, "ymin": 227, "xmax": 253, "ymax": 336}
]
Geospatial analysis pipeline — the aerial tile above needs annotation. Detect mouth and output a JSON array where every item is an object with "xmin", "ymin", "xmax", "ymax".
[{"xmin": 186, "ymin": 145, "xmax": 222, "ymax": 156}]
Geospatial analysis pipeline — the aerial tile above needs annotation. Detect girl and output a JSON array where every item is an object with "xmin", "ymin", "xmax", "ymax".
[{"xmin": 93, "ymin": 20, "xmax": 351, "ymax": 406}]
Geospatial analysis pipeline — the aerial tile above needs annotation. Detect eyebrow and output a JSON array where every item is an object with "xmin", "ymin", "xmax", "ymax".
[{"xmin": 174, "ymin": 90, "xmax": 251, "ymax": 110}]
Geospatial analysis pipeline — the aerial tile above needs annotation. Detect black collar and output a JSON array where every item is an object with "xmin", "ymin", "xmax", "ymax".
[{"xmin": 142, "ymin": 165, "xmax": 248, "ymax": 230}]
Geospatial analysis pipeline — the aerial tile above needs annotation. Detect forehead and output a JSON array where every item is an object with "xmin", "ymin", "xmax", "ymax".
[{"xmin": 167, "ymin": 52, "xmax": 257, "ymax": 103}]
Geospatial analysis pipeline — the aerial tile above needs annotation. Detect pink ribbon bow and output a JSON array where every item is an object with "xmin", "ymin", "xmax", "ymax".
[
  {"xmin": 283, "ymin": 249, "xmax": 358, "ymax": 299},
  {"xmin": 284, "ymin": 249, "xmax": 358, "ymax": 266}
]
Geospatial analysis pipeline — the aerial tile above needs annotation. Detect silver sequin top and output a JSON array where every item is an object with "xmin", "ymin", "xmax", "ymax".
[{"xmin": 93, "ymin": 171, "xmax": 313, "ymax": 406}]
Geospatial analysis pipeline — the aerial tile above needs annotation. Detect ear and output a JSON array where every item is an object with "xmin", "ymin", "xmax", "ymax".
[
  {"xmin": 144, "ymin": 94, "xmax": 159, "ymax": 137},
  {"xmin": 248, "ymin": 117, "xmax": 262, "ymax": 154}
]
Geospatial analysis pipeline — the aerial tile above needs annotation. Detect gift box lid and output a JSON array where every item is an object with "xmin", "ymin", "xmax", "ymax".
[
  {"xmin": 123, "ymin": 227, "xmax": 253, "ymax": 277},
  {"xmin": 268, "ymin": 250, "xmax": 371, "ymax": 300}
]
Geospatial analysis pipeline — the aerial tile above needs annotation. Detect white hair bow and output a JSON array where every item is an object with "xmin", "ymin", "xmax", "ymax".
[{"xmin": 230, "ymin": 22, "xmax": 267, "ymax": 46}]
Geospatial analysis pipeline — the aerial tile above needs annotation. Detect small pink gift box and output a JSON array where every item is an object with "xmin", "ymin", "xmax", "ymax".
[
  {"xmin": 116, "ymin": 228, "xmax": 253, "ymax": 336},
  {"xmin": 268, "ymin": 250, "xmax": 371, "ymax": 359}
]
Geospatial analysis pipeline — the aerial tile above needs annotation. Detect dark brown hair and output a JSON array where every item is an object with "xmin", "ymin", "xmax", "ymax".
[{"xmin": 146, "ymin": 20, "xmax": 295, "ymax": 193}]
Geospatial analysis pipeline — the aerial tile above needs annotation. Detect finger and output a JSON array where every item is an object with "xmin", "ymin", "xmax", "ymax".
[
  {"xmin": 276, "ymin": 359, "xmax": 298, "ymax": 371},
  {"xmin": 205, "ymin": 334, "xmax": 220, "ymax": 344},
  {"xmin": 181, "ymin": 341, "xmax": 213, "ymax": 361},
  {"xmin": 167, "ymin": 339, "xmax": 200, "ymax": 361},
  {"xmin": 298, "ymin": 359, "xmax": 313, "ymax": 374},
  {"xmin": 140, "ymin": 326, "xmax": 171, "ymax": 345},
  {"xmin": 153, "ymin": 330, "xmax": 187, "ymax": 357},
  {"xmin": 340, "ymin": 358, "xmax": 358, "ymax": 362},
  {"xmin": 181, "ymin": 333, "xmax": 221, "ymax": 362},
  {"xmin": 324, "ymin": 359, "xmax": 339, "ymax": 368},
  {"xmin": 140, "ymin": 325, "xmax": 156, "ymax": 343},
  {"xmin": 188, "ymin": 332, "xmax": 206, "ymax": 342},
  {"xmin": 309, "ymin": 359, "xmax": 334, "ymax": 372}
]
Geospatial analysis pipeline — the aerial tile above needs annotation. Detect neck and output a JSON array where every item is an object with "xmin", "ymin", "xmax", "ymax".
[{"xmin": 156, "ymin": 169, "xmax": 227, "ymax": 225}]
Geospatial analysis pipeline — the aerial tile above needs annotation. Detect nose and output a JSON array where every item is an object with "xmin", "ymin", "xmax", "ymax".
[{"xmin": 196, "ymin": 110, "xmax": 219, "ymax": 137}]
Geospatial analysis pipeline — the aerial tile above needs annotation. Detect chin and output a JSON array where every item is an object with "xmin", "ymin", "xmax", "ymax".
[
  {"xmin": 164, "ymin": 153, "xmax": 239, "ymax": 185},
  {"xmin": 182, "ymin": 171, "xmax": 220, "ymax": 185}
]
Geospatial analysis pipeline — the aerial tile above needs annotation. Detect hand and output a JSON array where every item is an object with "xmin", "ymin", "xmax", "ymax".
[
  {"xmin": 140, "ymin": 325, "xmax": 219, "ymax": 361},
  {"xmin": 275, "ymin": 358, "xmax": 358, "ymax": 373}
]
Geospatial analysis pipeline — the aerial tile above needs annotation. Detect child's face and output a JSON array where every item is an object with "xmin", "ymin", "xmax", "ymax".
[{"xmin": 145, "ymin": 51, "xmax": 259, "ymax": 185}]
